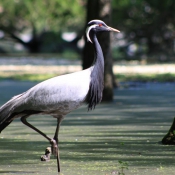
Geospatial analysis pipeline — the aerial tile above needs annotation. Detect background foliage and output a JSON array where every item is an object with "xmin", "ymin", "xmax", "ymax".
[
  {"xmin": 0, "ymin": 0, "xmax": 175, "ymax": 61},
  {"xmin": 0, "ymin": 0, "xmax": 85, "ymax": 53},
  {"xmin": 112, "ymin": 0, "xmax": 175, "ymax": 61}
]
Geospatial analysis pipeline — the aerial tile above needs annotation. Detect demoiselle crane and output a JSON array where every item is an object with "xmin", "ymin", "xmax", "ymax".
[{"xmin": 0, "ymin": 19, "xmax": 120, "ymax": 172}]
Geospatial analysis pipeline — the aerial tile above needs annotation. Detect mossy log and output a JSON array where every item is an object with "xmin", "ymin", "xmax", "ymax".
[{"xmin": 162, "ymin": 117, "xmax": 175, "ymax": 144}]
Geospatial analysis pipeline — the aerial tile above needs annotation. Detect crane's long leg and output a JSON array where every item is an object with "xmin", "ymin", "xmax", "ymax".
[
  {"xmin": 21, "ymin": 115, "xmax": 64, "ymax": 173},
  {"xmin": 21, "ymin": 115, "xmax": 51, "ymax": 141},
  {"xmin": 52, "ymin": 115, "xmax": 64, "ymax": 172}
]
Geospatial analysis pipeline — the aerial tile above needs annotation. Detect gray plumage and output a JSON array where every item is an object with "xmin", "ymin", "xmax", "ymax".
[{"xmin": 0, "ymin": 68, "xmax": 92, "ymax": 130}]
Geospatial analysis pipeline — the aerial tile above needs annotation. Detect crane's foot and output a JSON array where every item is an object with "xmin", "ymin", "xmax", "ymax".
[
  {"xmin": 40, "ymin": 147, "xmax": 51, "ymax": 161},
  {"xmin": 50, "ymin": 138, "xmax": 61, "ymax": 172},
  {"xmin": 40, "ymin": 139, "xmax": 58, "ymax": 161}
]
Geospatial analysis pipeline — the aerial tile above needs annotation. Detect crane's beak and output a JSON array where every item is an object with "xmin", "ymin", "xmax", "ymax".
[{"xmin": 107, "ymin": 26, "xmax": 120, "ymax": 33}]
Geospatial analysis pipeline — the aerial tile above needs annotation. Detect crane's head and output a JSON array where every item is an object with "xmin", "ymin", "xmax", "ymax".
[{"xmin": 86, "ymin": 19, "xmax": 120, "ymax": 43}]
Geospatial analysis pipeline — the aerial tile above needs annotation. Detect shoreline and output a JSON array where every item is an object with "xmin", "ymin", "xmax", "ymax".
[{"xmin": 1, "ymin": 64, "xmax": 175, "ymax": 76}]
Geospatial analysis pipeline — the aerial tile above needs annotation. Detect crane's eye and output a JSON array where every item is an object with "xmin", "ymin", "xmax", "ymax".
[{"xmin": 99, "ymin": 23, "xmax": 102, "ymax": 27}]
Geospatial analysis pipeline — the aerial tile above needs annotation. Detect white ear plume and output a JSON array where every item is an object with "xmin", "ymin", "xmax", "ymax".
[{"xmin": 86, "ymin": 24, "xmax": 98, "ymax": 43}]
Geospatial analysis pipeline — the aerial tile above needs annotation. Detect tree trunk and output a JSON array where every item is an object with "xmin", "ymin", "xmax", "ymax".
[
  {"xmin": 162, "ymin": 117, "xmax": 175, "ymax": 145},
  {"xmin": 83, "ymin": 0, "xmax": 114, "ymax": 101}
]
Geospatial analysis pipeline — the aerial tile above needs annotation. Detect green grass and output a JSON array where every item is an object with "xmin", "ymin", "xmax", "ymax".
[
  {"xmin": 115, "ymin": 73, "xmax": 175, "ymax": 82},
  {"xmin": 1, "ymin": 73, "xmax": 175, "ymax": 82}
]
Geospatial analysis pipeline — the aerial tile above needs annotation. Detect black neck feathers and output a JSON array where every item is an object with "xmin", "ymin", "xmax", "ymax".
[{"xmin": 87, "ymin": 32, "xmax": 104, "ymax": 110}]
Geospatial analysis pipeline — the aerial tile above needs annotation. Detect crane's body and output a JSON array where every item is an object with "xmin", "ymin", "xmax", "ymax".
[
  {"xmin": 0, "ymin": 19, "xmax": 119, "ymax": 173},
  {"xmin": 0, "ymin": 67, "xmax": 92, "ymax": 121}
]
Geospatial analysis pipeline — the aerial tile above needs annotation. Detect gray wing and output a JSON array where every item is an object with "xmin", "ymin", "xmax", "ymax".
[{"xmin": 23, "ymin": 68, "xmax": 91, "ymax": 113}]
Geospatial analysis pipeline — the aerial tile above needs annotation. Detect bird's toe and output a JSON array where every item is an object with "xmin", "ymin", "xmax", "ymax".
[{"xmin": 40, "ymin": 147, "xmax": 51, "ymax": 161}]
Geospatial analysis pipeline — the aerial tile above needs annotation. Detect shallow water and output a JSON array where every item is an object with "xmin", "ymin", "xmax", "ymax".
[{"xmin": 0, "ymin": 80, "xmax": 175, "ymax": 175}]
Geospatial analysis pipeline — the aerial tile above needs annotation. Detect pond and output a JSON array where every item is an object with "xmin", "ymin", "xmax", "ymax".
[{"xmin": 0, "ymin": 80, "xmax": 175, "ymax": 175}]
